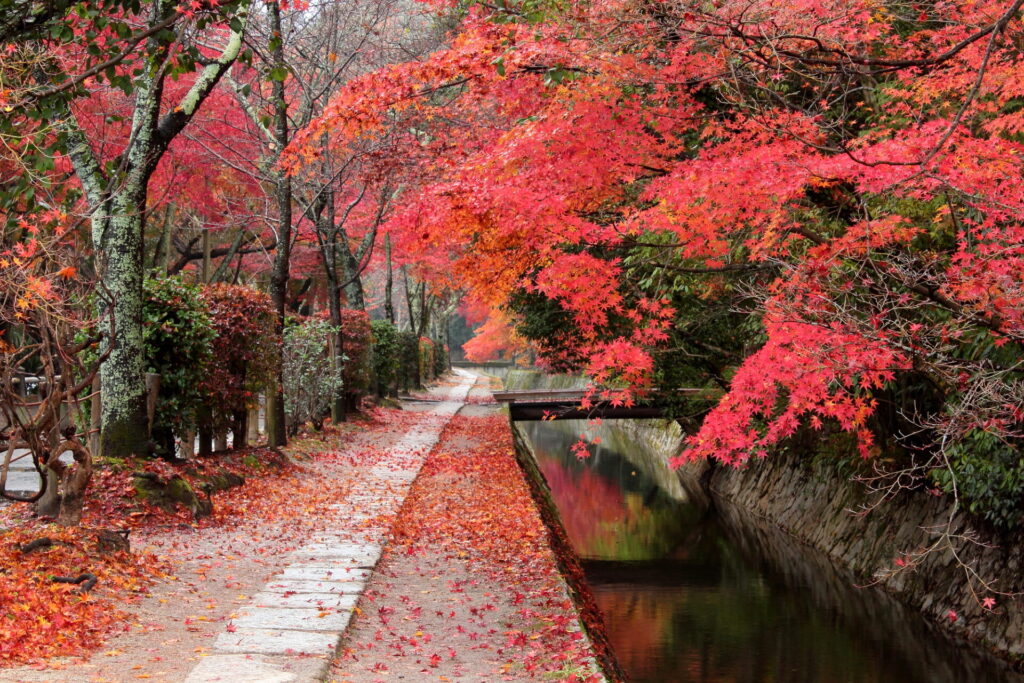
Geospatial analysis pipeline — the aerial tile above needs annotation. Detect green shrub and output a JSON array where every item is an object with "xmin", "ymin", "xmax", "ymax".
[
  {"xmin": 931, "ymin": 430, "xmax": 1024, "ymax": 531},
  {"xmin": 370, "ymin": 320, "xmax": 400, "ymax": 397},
  {"xmin": 283, "ymin": 318, "xmax": 343, "ymax": 431},
  {"xmin": 142, "ymin": 277, "xmax": 215, "ymax": 454}
]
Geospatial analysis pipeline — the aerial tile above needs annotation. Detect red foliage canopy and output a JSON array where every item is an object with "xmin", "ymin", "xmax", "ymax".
[{"xmin": 290, "ymin": 1, "xmax": 1024, "ymax": 465}]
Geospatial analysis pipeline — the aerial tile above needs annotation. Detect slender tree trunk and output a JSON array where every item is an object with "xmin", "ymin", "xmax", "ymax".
[
  {"xmin": 327, "ymin": 280, "xmax": 347, "ymax": 423},
  {"xmin": 403, "ymin": 267, "xmax": 415, "ymax": 331},
  {"xmin": 384, "ymin": 234, "xmax": 394, "ymax": 324},
  {"xmin": 417, "ymin": 283, "xmax": 429, "ymax": 337},
  {"xmin": 342, "ymin": 249, "xmax": 365, "ymax": 310},
  {"xmin": 233, "ymin": 410, "xmax": 247, "ymax": 449},
  {"xmin": 198, "ymin": 405, "xmax": 213, "ymax": 456},
  {"xmin": 152, "ymin": 202, "xmax": 175, "ymax": 274},
  {"xmin": 265, "ymin": 1, "xmax": 290, "ymax": 448},
  {"xmin": 201, "ymin": 228, "xmax": 212, "ymax": 282}
]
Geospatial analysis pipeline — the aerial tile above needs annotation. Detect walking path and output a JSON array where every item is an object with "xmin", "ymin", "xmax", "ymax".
[
  {"xmin": 184, "ymin": 371, "xmax": 475, "ymax": 682},
  {"xmin": 1, "ymin": 370, "xmax": 606, "ymax": 682}
]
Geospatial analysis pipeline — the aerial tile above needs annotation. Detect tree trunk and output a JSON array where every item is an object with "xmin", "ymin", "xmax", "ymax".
[
  {"xmin": 327, "ymin": 281, "xmax": 347, "ymax": 424},
  {"xmin": 384, "ymin": 234, "xmax": 394, "ymax": 324},
  {"xmin": 265, "ymin": 1, "xmax": 290, "ymax": 449},
  {"xmin": 403, "ymin": 267, "xmax": 416, "ymax": 331},
  {"xmin": 198, "ymin": 405, "xmax": 213, "ymax": 456},
  {"xmin": 342, "ymin": 248, "xmax": 366, "ymax": 310},
  {"xmin": 56, "ymin": 440, "xmax": 92, "ymax": 527},
  {"xmin": 201, "ymin": 228, "xmax": 212, "ymax": 282},
  {"xmin": 180, "ymin": 428, "xmax": 195, "ymax": 459},
  {"xmin": 417, "ymin": 283, "xmax": 429, "ymax": 337},
  {"xmin": 88, "ymin": 374, "xmax": 101, "ymax": 457},
  {"xmin": 233, "ymin": 410, "xmax": 247, "ymax": 449},
  {"xmin": 100, "ymin": 197, "xmax": 151, "ymax": 458},
  {"xmin": 247, "ymin": 403, "xmax": 260, "ymax": 443},
  {"xmin": 35, "ymin": 468, "xmax": 61, "ymax": 518}
]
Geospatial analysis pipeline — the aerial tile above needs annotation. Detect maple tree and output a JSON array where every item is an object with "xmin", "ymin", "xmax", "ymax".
[
  {"xmin": 291, "ymin": 1, "xmax": 1024, "ymax": 530},
  {"xmin": 59, "ymin": 1, "xmax": 254, "ymax": 457},
  {"xmin": 0, "ymin": 211, "xmax": 102, "ymax": 525}
]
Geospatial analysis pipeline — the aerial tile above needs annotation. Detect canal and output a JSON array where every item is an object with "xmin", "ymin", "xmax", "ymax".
[{"xmin": 516, "ymin": 420, "xmax": 1024, "ymax": 683}]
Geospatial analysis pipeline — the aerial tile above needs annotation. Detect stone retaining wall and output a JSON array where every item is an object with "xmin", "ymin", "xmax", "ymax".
[{"xmin": 697, "ymin": 451, "xmax": 1024, "ymax": 664}]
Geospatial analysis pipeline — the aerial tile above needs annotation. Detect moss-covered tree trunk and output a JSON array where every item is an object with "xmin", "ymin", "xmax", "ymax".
[{"xmin": 99, "ymin": 191, "xmax": 151, "ymax": 457}]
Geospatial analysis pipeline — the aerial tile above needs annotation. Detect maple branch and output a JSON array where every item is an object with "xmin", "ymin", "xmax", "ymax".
[
  {"xmin": 155, "ymin": 2, "xmax": 250, "ymax": 150},
  {"xmin": 718, "ymin": 1, "xmax": 1024, "ymax": 73},
  {"xmin": 169, "ymin": 233, "xmax": 275, "ymax": 275},
  {"xmin": 9, "ymin": 12, "xmax": 183, "ymax": 110},
  {"xmin": 224, "ymin": 73, "xmax": 276, "ymax": 147}
]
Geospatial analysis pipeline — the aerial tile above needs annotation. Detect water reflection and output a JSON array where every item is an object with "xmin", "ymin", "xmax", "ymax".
[{"xmin": 519, "ymin": 420, "xmax": 1023, "ymax": 683}]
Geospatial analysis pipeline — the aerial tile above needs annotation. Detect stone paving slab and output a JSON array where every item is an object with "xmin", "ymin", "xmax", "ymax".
[
  {"xmin": 212, "ymin": 628, "xmax": 339, "ymax": 656},
  {"xmin": 277, "ymin": 566, "xmax": 370, "ymax": 582},
  {"xmin": 288, "ymin": 545, "xmax": 380, "ymax": 565},
  {"xmin": 185, "ymin": 373, "xmax": 476, "ymax": 683},
  {"xmin": 262, "ymin": 579, "xmax": 366, "ymax": 595},
  {"xmin": 252, "ymin": 592, "xmax": 358, "ymax": 610},
  {"xmin": 186, "ymin": 654, "xmax": 330, "ymax": 683},
  {"xmin": 232, "ymin": 607, "xmax": 352, "ymax": 632}
]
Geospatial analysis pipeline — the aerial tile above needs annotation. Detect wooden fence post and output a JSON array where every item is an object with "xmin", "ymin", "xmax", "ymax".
[{"xmin": 145, "ymin": 373, "xmax": 160, "ymax": 437}]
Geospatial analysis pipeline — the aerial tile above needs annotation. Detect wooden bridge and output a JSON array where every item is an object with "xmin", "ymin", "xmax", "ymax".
[{"xmin": 492, "ymin": 388, "xmax": 715, "ymax": 421}]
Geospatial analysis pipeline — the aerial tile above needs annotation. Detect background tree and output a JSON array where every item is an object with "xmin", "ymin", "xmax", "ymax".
[{"xmin": 199, "ymin": 284, "xmax": 278, "ymax": 453}]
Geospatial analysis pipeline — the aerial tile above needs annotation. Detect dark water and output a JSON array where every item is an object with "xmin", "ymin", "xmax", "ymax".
[{"xmin": 520, "ymin": 421, "xmax": 1023, "ymax": 683}]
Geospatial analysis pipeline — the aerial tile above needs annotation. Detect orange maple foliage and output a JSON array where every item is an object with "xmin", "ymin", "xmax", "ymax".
[{"xmin": 0, "ymin": 526, "xmax": 166, "ymax": 666}]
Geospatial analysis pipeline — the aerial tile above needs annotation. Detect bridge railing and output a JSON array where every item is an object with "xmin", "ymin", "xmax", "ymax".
[{"xmin": 492, "ymin": 387, "xmax": 720, "ymax": 420}]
